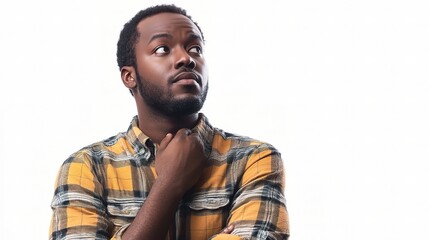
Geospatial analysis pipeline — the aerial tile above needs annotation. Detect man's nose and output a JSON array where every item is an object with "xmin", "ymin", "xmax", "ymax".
[{"xmin": 174, "ymin": 48, "xmax": 196, "ymax": 69}]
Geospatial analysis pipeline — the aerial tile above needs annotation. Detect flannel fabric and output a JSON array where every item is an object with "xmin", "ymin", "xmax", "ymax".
[{"xmin": 49, "ymin": 114, "xmax": 289, "ymax": 239}]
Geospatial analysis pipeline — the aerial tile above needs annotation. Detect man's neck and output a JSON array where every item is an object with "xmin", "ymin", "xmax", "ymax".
[{"xmin": 137, "ymin": 112, "xmax": 200, "ymax": 144}]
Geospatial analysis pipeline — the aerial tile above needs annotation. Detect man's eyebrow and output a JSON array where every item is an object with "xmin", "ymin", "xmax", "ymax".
[
  {"xmin": 189, "ymin": 33, "xmax": 204, "ymax": 42},
  {"xmin": 148, "ymin": 33, "xmax": 172, "ymax": 44}
]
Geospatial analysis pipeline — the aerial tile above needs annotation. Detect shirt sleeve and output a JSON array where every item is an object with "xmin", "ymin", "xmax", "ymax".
[
  {"xmin": 210, "ymin": 145, "xmax": 290, "ymax": 240},
  {"xmin": 49, "ymin": 151, "xmax": 126, "ymax": 240}
]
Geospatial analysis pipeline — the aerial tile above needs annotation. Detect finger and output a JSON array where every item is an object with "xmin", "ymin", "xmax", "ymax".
[
  {"xmin": 176, "ymin": 128, "xmax": 192, "ymax": 137},
  {"xmin": 220, "ymin": 224, "xmax": 234, "ymax": 234},
  {"xmin": 159, "ymin": 133, "xmax": 173, "ymax": 150}
]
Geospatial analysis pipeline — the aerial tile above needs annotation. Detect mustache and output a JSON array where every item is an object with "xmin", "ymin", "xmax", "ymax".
[{"xmin": 169, "ymin": 69, "xmax": 202, "ymax": 84}]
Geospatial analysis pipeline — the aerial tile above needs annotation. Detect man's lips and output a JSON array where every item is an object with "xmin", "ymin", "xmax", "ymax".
[{"xmin": 172, "ymin": 72, "xmax": 201, "ymax": 85}]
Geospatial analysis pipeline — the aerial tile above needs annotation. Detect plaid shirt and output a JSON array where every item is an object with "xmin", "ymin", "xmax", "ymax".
[{"xmin": 50, "ymin": 114, "xmax": 289, "ymax": 240}]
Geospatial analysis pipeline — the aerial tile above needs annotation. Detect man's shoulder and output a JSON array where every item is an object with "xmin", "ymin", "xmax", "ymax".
[
  {"xmin": 208, "ymin": 127, "xmax": 283, "ymax": 176},
  {"xmin": 211, "ymin": 127, "xmax": 279, "ymax": 154},
  {"xmin": 63, "ymin": 131, "xmax": 129, "ymax": 165}
]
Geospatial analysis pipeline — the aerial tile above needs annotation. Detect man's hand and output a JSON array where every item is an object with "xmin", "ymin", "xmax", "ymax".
[
  {"xmin": 122, "ymin": 129, "xmax": 206, "ymax": 240},
  {"xmin": 220, "ymin": 224, "xmax": 235, "ymax": 234},
  {"xmin": 155, "ymin": 128, "xmax": 206, "ymax": 195}
]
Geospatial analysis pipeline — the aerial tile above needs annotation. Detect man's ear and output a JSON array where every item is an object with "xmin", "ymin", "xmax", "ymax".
[{"xmin": 121, "ymin": 66, "xmax": 137, "ymax": 89}]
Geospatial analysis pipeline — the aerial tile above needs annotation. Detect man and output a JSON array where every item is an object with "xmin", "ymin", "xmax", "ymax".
[{"xmin": 50, "ymin": 4, "xmax": 289, "ymax": 240}]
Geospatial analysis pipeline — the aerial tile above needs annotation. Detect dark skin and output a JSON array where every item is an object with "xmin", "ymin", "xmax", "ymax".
[{"xmin": 120, "ymin": 13, "xmax": 233, "ymax": 239}]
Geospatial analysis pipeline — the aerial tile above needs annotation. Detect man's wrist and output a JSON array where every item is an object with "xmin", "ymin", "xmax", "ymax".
[{"xmin": 152, "ymin": 175, "xmax": 185, "ymax": 201}]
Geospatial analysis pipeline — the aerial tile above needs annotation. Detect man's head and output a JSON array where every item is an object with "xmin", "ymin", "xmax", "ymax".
[
  {"xmin": 116, "ymin": 4, "xmax": 205, "ymax": 70},
  {"xmin": 117, "ymin": 4, "xmax": 208, "ymax": 117}
]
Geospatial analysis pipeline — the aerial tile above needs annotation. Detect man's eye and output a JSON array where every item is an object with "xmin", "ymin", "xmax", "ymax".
[
  {"xmin": 154, "ymin": 46, "xmax": 169, "ymax": 54},
  {"xmin": 189, "ymin": 46, "xmax": 202, "ymax": 54}
]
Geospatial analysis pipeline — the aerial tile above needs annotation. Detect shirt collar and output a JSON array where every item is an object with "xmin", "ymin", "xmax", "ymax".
[{"xmin": 125, "ymin": 113, "xmax": 214, "ymax": 161}]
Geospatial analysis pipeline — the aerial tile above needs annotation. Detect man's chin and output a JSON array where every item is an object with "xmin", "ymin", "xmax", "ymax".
[{"xmin": 167, "ymin": 98, "xmax": 204, "ymax": 116}]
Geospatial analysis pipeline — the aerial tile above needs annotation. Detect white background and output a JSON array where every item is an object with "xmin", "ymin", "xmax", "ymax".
[{"xmin": 1, "ymin": 0, "xmax": 428, "ymax": 239}]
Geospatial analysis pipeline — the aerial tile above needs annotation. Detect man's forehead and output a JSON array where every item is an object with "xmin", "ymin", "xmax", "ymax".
[{"xmin": 136, "ymin": 12, "xmax": 201, "ymax": 40}]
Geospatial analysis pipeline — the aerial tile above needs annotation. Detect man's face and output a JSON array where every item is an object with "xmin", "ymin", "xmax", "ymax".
[{"xmin": 133, "ymin": 13, "xmax": 208, "ymax": 117}]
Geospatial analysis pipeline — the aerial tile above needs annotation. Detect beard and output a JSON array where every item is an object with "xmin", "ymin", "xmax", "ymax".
[{"xmin": 135, "ymin": 71, "xmax": 208, "ymax": 117}]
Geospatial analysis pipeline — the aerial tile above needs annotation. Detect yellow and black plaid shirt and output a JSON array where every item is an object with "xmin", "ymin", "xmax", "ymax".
[{"xmin": 50, "ymin": 114, "xmax": 289, "ymax": 240}]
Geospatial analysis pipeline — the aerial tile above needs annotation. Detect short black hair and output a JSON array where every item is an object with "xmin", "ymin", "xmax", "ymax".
[{"xmin": 116, "ymin": 4, "xmax": 205, "ymax": 70}]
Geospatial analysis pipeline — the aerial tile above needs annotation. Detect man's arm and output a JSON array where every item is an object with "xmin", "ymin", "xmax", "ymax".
[
  {"xmin": 50, "ymin": 129, "xmax": 207, "ymax": 240},
  {"xmin": 49, "ymin": 152, "xmax": 111, "ymax": 239},
  {"xmin": 122, "ymin": 129, "xmax": 206, "ymax": 239},
  {"xmin": 210, "ymin": 144, "xmax": 290, "ymax": 240}
]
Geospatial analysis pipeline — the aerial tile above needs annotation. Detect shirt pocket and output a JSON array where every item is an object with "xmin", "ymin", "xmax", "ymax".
[
  {"xmin": 185, "ymin": 191, "xmax": 231, "ymax": 237},
  {"xmin": 106, "ymin": 198, "xmax": 144, "ymax": 218},
  {"xmin": 186, "ymin": 190, "xmax": 231, "ymax": 211}
]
